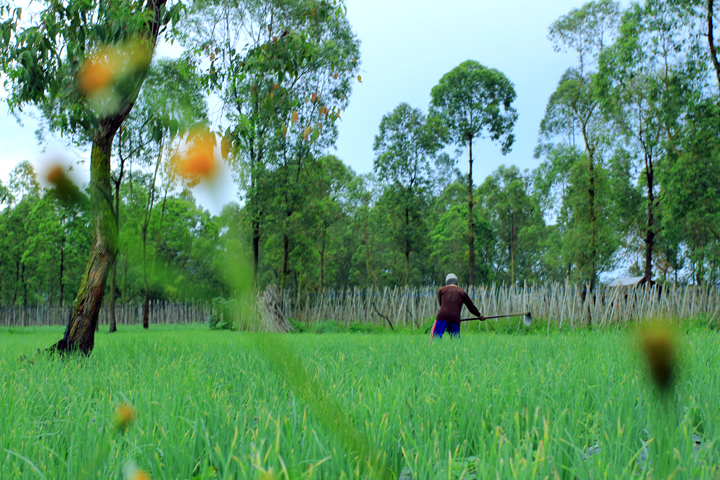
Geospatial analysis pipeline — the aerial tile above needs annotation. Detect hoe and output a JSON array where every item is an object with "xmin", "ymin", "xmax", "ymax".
[{"xmin": 461, "ymin": 312, "xmax": 532, "ymax": 327}]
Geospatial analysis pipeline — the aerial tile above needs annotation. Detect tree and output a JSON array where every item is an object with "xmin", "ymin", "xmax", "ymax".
[
  {"xmin": 2, "ymin": 163, "xmax": 42, "ymax": 307},
  {"xmin": 309, "ymin": 155, "xmax": 354, "ymax": 291},
  {"xmin": 479, "ymin": 165, "xmax": 545, "ymax": 285},
  {"xmin": 347, "ymin": 174, "xmax": 386, "ymax": 287},
  {"xmin": 430, "ymin": 60, "xmax": 518, "ymax": 286},
  {"xmin": 598, "ymin": 0, "xmax": 698, "ymax": 284},
  {"xmin": 118, "ymin": 58, "xmax": 208, "ymax": 329},
  {"xmin": 538, "ymin": 0, "xmax": 620, "ymax": 292},
  {"xmin": 707, "ymin": 0, "xmax": 720, "ymax": 92},
  {"xmin": 430, "ymin": 179, "xmax": 495, "ymax": 285},
  {"xmin": 0, "ymin": 162, "xmax": 91, "ymax": 308},
  {"xmin": 182, "ymin": 0, "xmax": 360, "ymax": 284},
  {"xmin": 1, "ymin": 0, "xmax": 182, "ymax": 353},
  {"xmin": 373, "ymin": 103, "xmax": 442, "ymax": 285}
]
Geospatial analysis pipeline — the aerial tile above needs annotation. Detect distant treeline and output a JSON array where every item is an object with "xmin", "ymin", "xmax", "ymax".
[{"xmin": 1, "ymin": 0, "xmax": 719, "ymax": 309}]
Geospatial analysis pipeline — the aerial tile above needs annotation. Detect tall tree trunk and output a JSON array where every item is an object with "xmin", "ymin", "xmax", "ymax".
[
  {"xmin": 152, "ymin": 182, "xmax": 169, "ymax": 279},
  {"xmin": 12, "ymin": 260, "xmax": 19, "ymax": 305},
  {"xmin": 48, "ymin": 272, "xmax": 53, "ymax": 309},
  {"xmin": 709, "ymin": 0, "xmax": 720, "ymax": 91},
  {"xmin": 510, "ymin": 216, "xmax": 515, "ymax": 285},
  {"xmin": 644, "ymin": 159, "xmax": 655, "ymax": 283},
  {"xmin": 109, "ymin": 260, "xmax": 118, "ymax": 332},
  {"xmin": 123, "ymin": 255, "xmax": 128, "ymax": 304},
  {"xmin": 21, "ymin": 263, "xmax": 26, "ymax": 307},
  {"xmin": 59, "ymin": 241, "xmax": 65, "ymax": 307},
  {"xmin": 253, "ymin": 218, "xmax": 261, "ymax": 278},
  {"xmin": 109, "ymin": 174, "xmax": 121, "ymax": 333},
  {"xmin": 52, "ymin": 134, "xmax": 118, "ymax": 354},
  {"xmin": 468, "ymin": 137, "xmax": 475, "ymax": 286},
  {"xmin": 320, "ymin": 234, "xmax": 325, "ymax": 291},
  {"xmin": 588, "ymin": 152, "xmax": 597, "ymax": 293},
  {"xmin": 281, "ymin": 233, "xmax": 289, "ymax": 291},
  {"xmin": 141, "ymin": 143, "xmax": 162, "ymax": 330},
  {"xmin": 510, "ymin": 246, "xmax": 515, "ymax": 286},
  {"xmin": 109, "ymin": 133, "xmax": 127, "ymax": 334},
  {"xmin": 142, "ymin": 227, "xmax": 150, "ymax": 329},
  {"xmin": 142, "ymin": 293, "xmax": 150, "ymax": 329},
  {"xmin": 362, "ymin": 203, "xmax": 377, "ymax": 287},
  {"xmin": 247, "ymin": 92, "xmax": 264, "ymax": 280},
  {"xmin": 405, "ymin": 206, "xmax": 410, "ymax": 286}
]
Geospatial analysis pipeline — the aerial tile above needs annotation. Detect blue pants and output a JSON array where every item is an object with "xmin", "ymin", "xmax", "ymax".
[{"xmin": 430, "ymin": 320, "xmax": 460, "ymax": 339}]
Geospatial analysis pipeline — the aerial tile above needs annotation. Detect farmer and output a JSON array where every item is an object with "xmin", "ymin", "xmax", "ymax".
[{"xmin": 431, "ymin": 273, "xmax": 485, "ymax": 339}]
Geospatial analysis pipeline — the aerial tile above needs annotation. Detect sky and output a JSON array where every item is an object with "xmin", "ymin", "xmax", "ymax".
[{"xmin": 0, "ymin": 0, "xmax": 585, "ymax": 214}]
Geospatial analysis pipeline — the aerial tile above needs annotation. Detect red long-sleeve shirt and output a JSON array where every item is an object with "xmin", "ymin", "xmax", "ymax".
[{"xmin": 436, "ymin": 285, "xmax": 482, "ymax": 323}]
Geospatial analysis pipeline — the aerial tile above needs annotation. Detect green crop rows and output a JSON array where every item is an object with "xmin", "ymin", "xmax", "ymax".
[{"xmin": 1, "ymin": 325, "xmax": 719, "ymax": 479}]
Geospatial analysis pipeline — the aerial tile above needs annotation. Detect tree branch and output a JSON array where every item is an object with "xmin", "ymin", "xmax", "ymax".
[
  {"xmin": 708, "ymin": 0, "xmax": 720, "ymax": 92},
  {"xmin": 372, "ymin": 300, "xmax": 395, "ymax": 331}
]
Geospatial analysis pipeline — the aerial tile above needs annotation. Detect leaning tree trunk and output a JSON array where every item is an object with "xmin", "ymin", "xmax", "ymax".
[
  {"xmin": 52, "ymin": 134, "xmax": 118, "ymax": 354},
  {"xmin": 50, "ymin": 0, "xmax": 167, "ymax": 355}
]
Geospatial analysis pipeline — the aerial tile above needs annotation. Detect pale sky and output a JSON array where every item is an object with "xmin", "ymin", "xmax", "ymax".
[{"xmin": 0, "ymin": 0, "xmax": 584, "ymax": 213}]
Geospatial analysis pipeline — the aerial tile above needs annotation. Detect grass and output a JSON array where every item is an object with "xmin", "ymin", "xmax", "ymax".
[{"xmin": 1, "ymin": 324, "xmax": 719, "ymax": 479}]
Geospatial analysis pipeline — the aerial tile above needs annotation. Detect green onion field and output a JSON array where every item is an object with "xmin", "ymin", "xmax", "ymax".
[{"xmin": 1, "ymin": 325, "xmax": 719, "ymax": 479}]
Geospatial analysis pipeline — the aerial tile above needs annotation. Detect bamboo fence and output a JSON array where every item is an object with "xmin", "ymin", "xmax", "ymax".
[
  {"xmin": 279, "ymin": 282, "xmax": 720, "ymax": 330},
  {"xmin": 0, "ymin": 300, "xmax": 212, "ymax": 328},
  {"xmin": 1, "ymin": 283, "xmax": 719, "ymax": 330}
]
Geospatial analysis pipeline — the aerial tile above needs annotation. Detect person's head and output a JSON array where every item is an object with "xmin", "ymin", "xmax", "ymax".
[{"xmin": 445, "ymin": 273, "xmax": 458, "ymax": 286}]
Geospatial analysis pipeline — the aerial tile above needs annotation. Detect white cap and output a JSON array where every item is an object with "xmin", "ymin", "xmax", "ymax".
[{"xmin": 445, "ymin": 273, "xmax": 458, "ymax": 285}]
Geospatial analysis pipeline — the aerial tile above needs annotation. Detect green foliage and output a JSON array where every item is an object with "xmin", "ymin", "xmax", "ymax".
[
  {"xmin": 0, "ymin": 162, "xmax": 91, "ymax": 307},
  {"xmin": 373, "ymin": 103, "xmax": 442, "ymax": 285},
  {"xmin": 430, "ymin": 60, "xmax": 517, "ymax": 153},
  {"xmin": 429, "ymin": 196, "xmax": 495, "ymax": 285},
  {"xmin": 548, "ymin": 0, "xmax": 620, "ymax": 72},
  {"xmin": 5, "ymin": 0, "xmax": 720, "ymax": 313},
  {"xmin": 181, "ymin": 0, "xmax": 360, "ymax": 292},
  {"xmin": 479, "ymin": 165, "xmax": 547, "ymax": 284},
  {"xmin": 660, "ymin": 98, "xmax": 720, "ymax": 284},
  {"xmin": 430, "ymin": 59, "xmax": 518, "ymax": 285},
  {"xmin": 208, "ymin": 297, "xmax": 235, "ymax": 330},
  {"xmin": 0, "ymin": 0, "xmax": 182, "ymax": 138}
]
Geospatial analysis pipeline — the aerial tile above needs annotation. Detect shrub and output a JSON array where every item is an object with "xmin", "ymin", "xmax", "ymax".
[{"xmin": 208, "ymin": 298, "xmax": 235, "ymax": 330}]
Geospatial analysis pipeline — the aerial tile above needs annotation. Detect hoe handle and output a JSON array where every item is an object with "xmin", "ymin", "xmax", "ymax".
[{"xmin": 461, "ymin": 312, "xmax": 530, "ymax": 322}]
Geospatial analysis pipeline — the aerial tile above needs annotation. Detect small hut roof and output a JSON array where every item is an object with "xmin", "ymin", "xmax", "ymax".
[{"xmin": 607, "ymin": 276, "xmax": 646, "ymax": 287}]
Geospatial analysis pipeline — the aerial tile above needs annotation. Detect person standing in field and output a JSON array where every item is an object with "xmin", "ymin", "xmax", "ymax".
[{"xmin": 431, "ymin": 273, "xmax": 485, "ymax": 339}]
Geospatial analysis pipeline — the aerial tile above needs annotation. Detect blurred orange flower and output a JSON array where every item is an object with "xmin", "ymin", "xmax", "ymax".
[
  {"xmin": 131, "ymin": 469, "xmax": 151, "ymax": 480},
  {"xmin": 173, "ymin": 130, "xmax": 218, "ymax": 181},
  {"xmin": 114, "ymin": 403, "xmax": 135, "ymax": 432},
  {"xmin": 46, "ymin": 165, "xmax": 67, "ymax": 185},
  {"xmin": 42, "ymin": 162, "xmax": 83, "ymax": 204},
  {"xmin": 77, "ymin": 41, "xmax": 151, "ymax": 116},
  {"xmin": 78, "ymin": 49, "xmax": 118, "ymax": 95}
]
